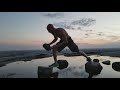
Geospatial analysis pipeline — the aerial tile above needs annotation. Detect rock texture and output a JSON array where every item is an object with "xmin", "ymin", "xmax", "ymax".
[
  {"xmin": 57, "ymin": 60, "xmax": 69, "ymax": 70},
  {"xmin": 102, "ymin": 60, "xmax": 111, "ymax": 65},
  {"xmin": 112, "ymin": 62, "xmax": 120, "ymax": 72},
  {"xmin": 85, "ymin": 59, "xmax": 103, "ymax": 78}
]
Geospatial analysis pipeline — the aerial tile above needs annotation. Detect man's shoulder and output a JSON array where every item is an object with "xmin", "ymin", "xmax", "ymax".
[{"xmin": 56, "ymin": 28, "xmax": 65, "ymax": 31}]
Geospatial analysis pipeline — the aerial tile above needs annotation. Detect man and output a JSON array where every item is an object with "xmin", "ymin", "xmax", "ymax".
[{"xmin": 46, "ymin": 24, "xmax": 92, "ymax": 67}]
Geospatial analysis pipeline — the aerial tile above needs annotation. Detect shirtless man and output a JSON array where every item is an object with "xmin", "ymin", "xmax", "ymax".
[{"xmin": 46, "ymin": 24, "xmax": 92, "ymax": 67}]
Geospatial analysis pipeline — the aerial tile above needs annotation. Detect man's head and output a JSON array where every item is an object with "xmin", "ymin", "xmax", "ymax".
[{"xmin": 47, "ymin": 24, "xmax": 55, "ymax": 33}]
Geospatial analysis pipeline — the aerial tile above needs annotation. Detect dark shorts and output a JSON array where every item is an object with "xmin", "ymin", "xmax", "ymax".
[{"xmin": 56, "ymin": 37, "xmax": 79, "ymax": 53}]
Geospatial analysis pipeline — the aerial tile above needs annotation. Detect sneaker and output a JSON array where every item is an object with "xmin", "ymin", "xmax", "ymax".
[{"xmin": 49, "ymin": 62, "xmax": 59, "ymax": 68}]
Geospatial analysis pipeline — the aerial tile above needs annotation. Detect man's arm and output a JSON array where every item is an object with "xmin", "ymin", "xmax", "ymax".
[
  {"xmin": 48, "ymin": 34, "xmax": 58, "ymax": 45},
  {"xmin": 55, "ymin": 31, "xmax": 68, "ymax": 48}
]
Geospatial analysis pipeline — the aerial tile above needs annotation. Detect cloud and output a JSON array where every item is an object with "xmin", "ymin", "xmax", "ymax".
[
  {"xmin": 75, "ymin": 38, "xmax": 120, "ymax": 48},
  {"xmin": 83, "ymin": 30, "xmax": 93, "ymax": 38},
  {"xmin": 107, "ymin": 35, "xmax": 120, "ymax": 41},
  {"xmin": 97, "ymin": 32, "xmax": 105, "ymax": 36},
  {"xmin": 53, "ymin": 22, "xmax": 75, "ymax": 30},
  {"xmin": 104, "ymin": 26, "xmax": 120, "ymax": 31},
  {"xmin": 85, "ymin": 30, "xmax": 93, "ymax": 32},
  {"xmin": 77, "ymin": 27, "xmax": 82, "ymax": 30},
  {"xmin": 97, "ymin": 41, "xmax": 120, "ymax": 48},
  {"xmin": 53, "ymin": 22, "xmax": 67, "ymax": 28},
  {"xmin": 76, "ymin": 42, "xmax": 98, "ymax": 48},
  {"xmin": 43, "ymin": 12, "xmax": 64, "ymax": 18},
  {"xmin": 85, "ymin": 33, "xmax": 90, "ymax": 36},
  {"xmin": 53, "ymin": 18, "xmax": 96, "ymax": 30},
  {"xmin": 70, "ymin": 18, "xmax": 96, "ymax": 27}
]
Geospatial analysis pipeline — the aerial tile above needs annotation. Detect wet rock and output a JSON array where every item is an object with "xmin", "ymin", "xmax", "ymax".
[
  {"xmin": 93, "ymin": 59, "xmax": 99, "ymax": 62},
  {"xmin": 38, "ymin": 66, "xmax": 58, "ymax": 78},
  {"xmin": 57, "ymin": 60, "xmax": 69, "ymax": 70},
  {"xmin": 112, "ymin": 62, "xmax": 120, "ymax": 72},
  {"xmin": 102, "ymin": 60, "xmax": 110, "ymax": 65},
  {"xmin": 85, "ymin": 61, "xmax": 103, "ymax": 78}
]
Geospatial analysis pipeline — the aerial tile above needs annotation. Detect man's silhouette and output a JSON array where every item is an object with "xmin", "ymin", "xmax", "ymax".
[{"xmin": 46, "ymin": 24, "xmax": 92, "ymax": 67}]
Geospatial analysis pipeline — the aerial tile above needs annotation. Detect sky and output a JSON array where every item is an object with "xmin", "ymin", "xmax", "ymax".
[{"xmin": 0, "ymin": 12, "xmax": 120, "ymax": 51}]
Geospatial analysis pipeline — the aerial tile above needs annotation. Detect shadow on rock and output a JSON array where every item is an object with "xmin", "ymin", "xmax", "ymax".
[
  {"xmin": 85, "ymin": 59, "xmax": 103, "ymax": 78},
  {"xmin": 112, "ymin": 62, "xmax": 120, "ymax": 72},
  {"xmin": 37, "ymin": 66, "xmax": 58, "ymax": 78}
]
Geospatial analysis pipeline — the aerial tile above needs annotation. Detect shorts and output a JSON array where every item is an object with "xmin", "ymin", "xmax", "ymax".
[{"xmin": 56, "ymin": 37, "xmax": 79, "ymax": 53}]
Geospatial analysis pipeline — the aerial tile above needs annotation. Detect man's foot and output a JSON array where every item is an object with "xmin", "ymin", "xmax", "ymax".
[
  {"xmin": 87, "ymin": 57, "xmax": 92, "ymax": 62},
  {"xmin": 49, "ymin": 62, "xmax": 59, "ymax": 68}
]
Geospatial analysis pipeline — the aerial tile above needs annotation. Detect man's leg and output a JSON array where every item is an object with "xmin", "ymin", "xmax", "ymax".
[
  {"xmin": 52, "ymin": 47, "xmax": 57, "ymax": 63},
  {"xmin": 49, "ymin": 40, "xmax": 67, "ymax": 67},
  {"xmin": 53, "ymin": 41, "xmax": 67, "ymax": 61},
  {"xmin": 49, "ymin": 47, "xmax": 59, "ymax": 67},
  {"xmin": 67, "ymin": 37, "xmax": 92, "ymax": 61},
  {"xmin": 78, "ymin": 51, "xmax": 92, "ymax": 62},
  {"xmin": 78, "ymin": 51, "xmax": 88, "ymax": 58}
]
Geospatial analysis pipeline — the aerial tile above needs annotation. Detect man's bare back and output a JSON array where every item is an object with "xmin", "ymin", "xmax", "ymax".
[{"xmin": 54, "ymin": 28, "xmax": 70, "ymax": 40}]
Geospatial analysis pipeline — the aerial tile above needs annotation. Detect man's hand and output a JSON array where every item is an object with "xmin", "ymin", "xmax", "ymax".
[{"xmin": 43, "ymin": 43, "xmax": 51, "ymax": 51}]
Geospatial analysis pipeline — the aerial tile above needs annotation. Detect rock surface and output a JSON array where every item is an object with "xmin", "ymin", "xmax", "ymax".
[
  {"xmin": 93, "ymin": 59, "xmax": 99, "ymax": 62},
  {"xmin": 57, "ymin": 60, "xmax": 69, "ymax": 70},
  {"xmin": 85, "ymin": 60, "xmax": 103, "ymax": 78},
  {"xmin": 112, "ymin": 62, "xmax": 120, "ymax": 72},
  {"xmin": 102, "ymin": 60, "xmax": 111, "ymax": 65}
]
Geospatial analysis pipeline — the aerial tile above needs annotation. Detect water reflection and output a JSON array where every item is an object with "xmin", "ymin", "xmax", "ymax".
[
  {"xmin": 55, "ymin": 66, "xmax": 88, "ymax": 78},
  {"xmin": 0, "ymin": 73, "xmax": 16, "ymax": 78},
  {"xmin": 37, "ymin": 66, "xmax": 58, "ymax": 78},
  {"xmin": 37, "ymin": 60, "xmax": 69, "ymax": 78},
  {"xmin": 0, "ymin": 55, "xmax": 120, "ymax": 78}
]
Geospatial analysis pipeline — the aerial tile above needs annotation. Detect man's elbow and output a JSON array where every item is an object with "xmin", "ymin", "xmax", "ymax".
[{"xmin": 54, "ymin": 38, "xmax": 58, "ymax": 41}]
